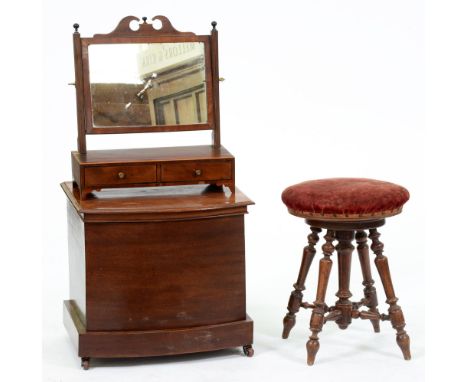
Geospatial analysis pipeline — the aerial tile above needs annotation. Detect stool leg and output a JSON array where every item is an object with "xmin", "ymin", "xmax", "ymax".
[
  {"xmin": 334, "ymin": 230, "xmax": 354, "ymax": 330},
  {"xmin": 282, "ymin": 227, "xmax": 321, "ymax": 339},
  {"xmin": 306, "ymin": 230, "xmax": 335, "ymax": 366},
  {"xmin": 356, "ymin": 230, "xmax": 380, "ymax": 333},
  {"xmin": 369, "ymin": 229, "xmax": 411, "ymax": 360}
]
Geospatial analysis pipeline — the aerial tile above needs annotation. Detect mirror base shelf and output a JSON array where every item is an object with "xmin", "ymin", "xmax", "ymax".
[{"xmin": 72, "ymin": 145, "xmax": 235, "ymax": 200}]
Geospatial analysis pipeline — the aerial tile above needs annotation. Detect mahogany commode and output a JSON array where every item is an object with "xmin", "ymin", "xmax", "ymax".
[
  {"xmin": 281, "ymin": 178, "xmax": 411, "ymax": 365},
  {"xmin": 62, "ymin": 15, "xmax": 254, "ymax": 369},
  {"xmin": 62, "ymin": 182, "xmax": 254, "ymax": 369}
]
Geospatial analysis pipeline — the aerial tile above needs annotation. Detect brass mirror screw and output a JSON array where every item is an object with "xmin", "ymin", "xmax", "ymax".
[
  {"xmin": 68, "ymin": 82, "xmax": 76, "ymax": 86},
  {"xmin": 219, "ymin": 77, "xmax": 225, "ymax": 82},
  {"xmin": 193, "ymin": 169, "xmax": 202, "ymax": 176},
  {"xmin": 118, "ymin": 172, "xmax": 126, "ymax": 179}
]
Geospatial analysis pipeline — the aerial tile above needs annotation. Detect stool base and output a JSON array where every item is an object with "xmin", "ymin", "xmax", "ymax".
[{"xmin": 282, "ymin": 219, "xmax": 411, "ymax": 365}]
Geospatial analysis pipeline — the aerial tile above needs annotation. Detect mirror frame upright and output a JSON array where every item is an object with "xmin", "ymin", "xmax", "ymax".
[{"xmin": 73, "ymin": 16, "xmax": 221, "ymax": 154}]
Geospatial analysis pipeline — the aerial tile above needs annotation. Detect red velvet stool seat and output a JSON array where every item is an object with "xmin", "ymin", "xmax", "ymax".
[{"xmin": 281, "ymin": 178, "xmax": 411, "ymax": 365}]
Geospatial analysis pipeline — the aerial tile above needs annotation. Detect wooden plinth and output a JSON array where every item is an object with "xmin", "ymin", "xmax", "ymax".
[{"xmin": 64, "ymin": 300, "xmax": 253, "ymax": 358}]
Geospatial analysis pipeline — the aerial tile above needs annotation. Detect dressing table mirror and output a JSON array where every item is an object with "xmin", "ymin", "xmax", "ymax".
[
  {"xmin": 71, "ymin": 16, "xmax": 234, "ymax": 199},
  {"xmin": 62, "ymin": 16, "xmax": 254, "ymax": 370}
]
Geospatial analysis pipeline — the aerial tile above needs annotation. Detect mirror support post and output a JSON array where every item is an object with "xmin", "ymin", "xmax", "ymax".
[
  {"xmin": 210, "ymin": 21, "xmax": 221, "ymax": 148},
  {"xmin": 73, "ymin": 24, "xmax": 87, "ymax": 153}
]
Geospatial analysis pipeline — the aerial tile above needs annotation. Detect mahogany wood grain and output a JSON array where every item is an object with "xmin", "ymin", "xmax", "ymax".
[
  {"xmin": 85, "ymin": 164, "xmax": 157, "ymax": 186},
  {"xmin": 306, "ymin": 230, "xmax": 335, "ymax": 366},
  {"xmin": 71, "ymin": 16, "xmax": 230, "ymax": 200},
  {"xmin": 61, "ymin": 182, "xmax": 251, "ymax": 222},
  {"xmin": 306, "ymin": 219, "xmax": 385, "ymax": 231},
  {"xmin": 334, "ymin": 230, "xmax": 354, "ymax": 330},
  {"xmin": 282, "ymin": 226, "xmax": 321, "ymax": 339},
  {"xmin": 160, "ymin": 160, "xmax": 232, "ymax": 182},
  {"xmin": 88, "ymin": 122, "xmax": 213, "ymax": 135},
  {"xmin": 93, "ymin": 15, "xmax": 196, "ymax": 38},
  {"xmin": 67, "ymin": 203, "xmax": 86, "ymax": 323},
  {"xmin": 65, "ymin": 16, "xmax": 252, "ymax": 369},
  {"xmin": 73, "ymin": 27, "xmax": 86, "ymax": 153},
  {"xmin": 72, "ymin": 145, "xmax": 233, "ymax": 165},
  {"xmin": 210, "ymin": 21, "xmax": 221, "ymax": 147},
  {"xmin": 85, "ymin": 215, "xmax": 246, "ymax": 331},
  {"xmin": 74, "ymin": 16, "xmax": 217, "ymax": 141},
  {"xmin": 64, "ymin": 301, "xmax": 253, "ymax": 359},
  {"xmin": 370, "ymin": 229, "xmax": 411, "ymax": 360},
  {"xmin": 356, "ymin": 230, "xmax": 380, "ymax": 332},
  {"xmin": 71, "ymin": 145, "xmax": 235, "ymax": 199},
  {"xmin": 283, "ymin": 219, "xmax": 411, "ymax": 366},
  {"xmin": 63, "ymin": 182, "xmax": 254, "ymax": 366}
]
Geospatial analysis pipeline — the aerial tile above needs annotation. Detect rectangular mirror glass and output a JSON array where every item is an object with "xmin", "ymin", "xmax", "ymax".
[{"xmin": 88, "ymin": 42, "xmax": 207, "ymax": 127}]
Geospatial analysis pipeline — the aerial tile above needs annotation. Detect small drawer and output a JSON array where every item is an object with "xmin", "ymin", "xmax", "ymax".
[
  {"xmin": 85, "ymin": 165, "xmax": 157, "ymax": 186},
  {"xmin": 161, "ymin": 160, "xmax": 232, "ymax": 182}
]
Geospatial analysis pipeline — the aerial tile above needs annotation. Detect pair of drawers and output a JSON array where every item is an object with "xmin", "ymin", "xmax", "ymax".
[{"xmin": 84, "ymin": 160, "xmax": 233, "ymax": 187}]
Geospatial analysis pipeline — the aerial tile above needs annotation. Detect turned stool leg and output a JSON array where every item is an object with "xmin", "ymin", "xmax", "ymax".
[
  {"xmin": 282, "ymin": 227, "xmax": 321, "ymax": 339},
  {"xmin": 369, "ymin": 229, "xmax": 411, "ymax": 360},
  {"xmin": 356, "ymin": 230, "xmax": 380, "ymax": 333},
  {"xmin": 334, "ymin": 230, "xmax": 354, "ymax": 330},
  {"xmin": 306, "ymin": 230, "xmax": 335, "ymax": 365}
]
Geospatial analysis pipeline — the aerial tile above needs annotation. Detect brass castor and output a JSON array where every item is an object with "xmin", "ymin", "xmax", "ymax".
[
  {"xmin": 242, "ymin": 344, "xmax": 254, "ymax": 357},
  {"xmin": 81, "ymin": 357, "xmax": 90, "ymax": 370}
]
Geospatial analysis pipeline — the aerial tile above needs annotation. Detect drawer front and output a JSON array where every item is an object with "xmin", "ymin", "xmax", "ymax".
[
  {"xmin": 161, "ymin": 160, "xmax": 232, "ymax": 182},
  {"xmin": 85, "ymin": 165, "xmax": 157, "ymax": 186}
]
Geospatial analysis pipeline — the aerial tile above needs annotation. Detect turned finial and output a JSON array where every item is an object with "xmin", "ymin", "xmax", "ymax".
[
  {"xmin": 142, "ymin": 16, "xmax": 147, "ymax": 23},
  {"xmin": 211, "ymin": 21, "xmax": 217, "ymax": 30},
  {"xmin": 73, "ymin": 23, "xmax": 79, "ymax": 32}
]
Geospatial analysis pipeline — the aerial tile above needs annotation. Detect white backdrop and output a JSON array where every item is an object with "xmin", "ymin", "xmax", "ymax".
[{"xmin": 40, "ymin": 0, "xmax": 426, "ymax": 380}]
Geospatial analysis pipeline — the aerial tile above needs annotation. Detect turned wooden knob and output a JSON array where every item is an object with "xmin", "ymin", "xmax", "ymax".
[
  {"xmin": 193, "ymin": 169, "xmax": 202, "ymax": 176},
  {"xmin": 118, "ymin": 172, "xmax": 126, "ymax": 179}
]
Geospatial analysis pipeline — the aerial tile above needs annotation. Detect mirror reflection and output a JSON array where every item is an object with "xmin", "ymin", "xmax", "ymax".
[{"xmin": 88, "ymin": 42, "xmax": 207, "ymax": 127}]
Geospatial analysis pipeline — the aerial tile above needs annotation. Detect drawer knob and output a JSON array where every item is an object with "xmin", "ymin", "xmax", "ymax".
[
  {"xmin": 193, "ymin": 169, "xmax": 202, "ymax": 176},
  {"xmin": 118, "ymin": 171, "xmax": 126, "ymax": 179}
]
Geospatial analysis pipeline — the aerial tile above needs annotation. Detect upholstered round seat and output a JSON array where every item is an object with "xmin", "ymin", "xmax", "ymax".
[{"xmin": 281, "ymin": 178, "xmax": 409, "ymax": 221}]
